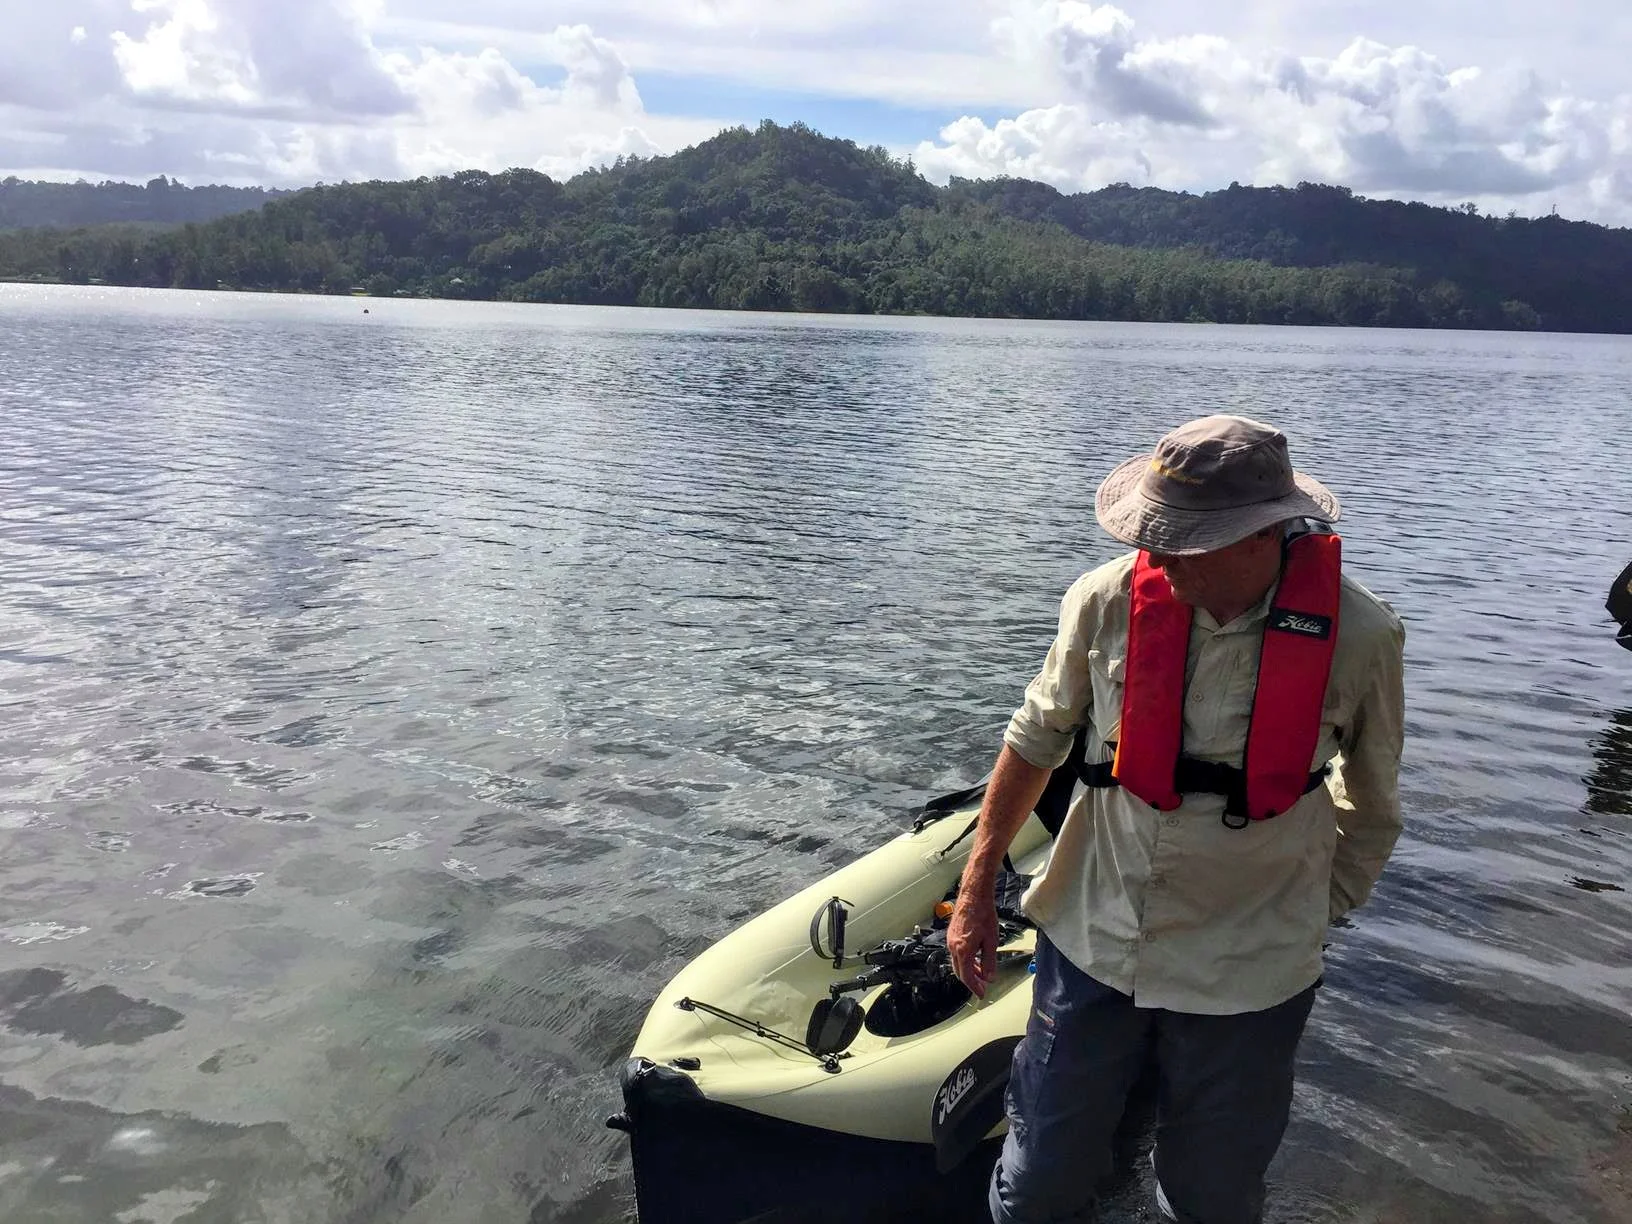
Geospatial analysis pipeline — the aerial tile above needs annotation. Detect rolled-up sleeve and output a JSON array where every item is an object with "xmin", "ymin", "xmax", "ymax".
[
  {"xmin": 1328, "ymin": 611, "xmax": 1406, "ymax": 921},
  {"xmin": 1004, "ymin": 576, "xmax": 1098, "ymax": 771}
]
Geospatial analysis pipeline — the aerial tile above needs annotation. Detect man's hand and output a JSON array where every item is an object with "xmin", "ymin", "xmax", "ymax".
[
  {"xmin": 948, "ymin": 891, "xmax": 1000, "ymax": 999},
  {"xmin": 945, "ymin": 744, "xmax": 1055, "ymax": 999}
]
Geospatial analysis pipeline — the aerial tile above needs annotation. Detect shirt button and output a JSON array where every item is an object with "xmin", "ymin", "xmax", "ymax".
[
  {"xmin": 1151, "ymin": 875, "xmax": 1166, "ymax": 888},
  {"xmin": 1165, "ymin": 815, "xmax": 1180, "ymax": 827},
  {"xmin": 1144, "ymin": 932, "xmax": 1157, "ymax": 943},
  {"xmin": 1191, "ymin": 692, "xmax": 1204, "ymax": 703}
]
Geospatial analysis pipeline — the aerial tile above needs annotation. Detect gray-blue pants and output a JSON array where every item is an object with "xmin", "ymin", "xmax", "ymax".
[{"xmin": 989, "ymin": 933, "xmax": 1318, "ymax": 1224}]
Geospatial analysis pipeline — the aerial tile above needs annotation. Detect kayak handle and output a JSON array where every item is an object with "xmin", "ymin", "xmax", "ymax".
[{"xmin": 808, "ymin": 896, "xmax": 852, "ymax": 968}]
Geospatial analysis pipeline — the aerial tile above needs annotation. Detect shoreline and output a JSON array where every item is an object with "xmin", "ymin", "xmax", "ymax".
[{"xmin": 4, "ymin": 277, "xmax": 1625, "ymax": 338}]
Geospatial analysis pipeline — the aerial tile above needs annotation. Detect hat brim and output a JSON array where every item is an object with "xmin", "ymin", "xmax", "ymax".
[{"xmin": 1094, "ymin": 453, "xmax": 1340, "ymax": 556}]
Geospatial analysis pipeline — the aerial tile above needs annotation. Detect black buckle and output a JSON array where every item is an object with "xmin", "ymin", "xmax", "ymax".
[{"xmin": 1220, "ymin": 765, "xmax": 1330, "ymax": 829}]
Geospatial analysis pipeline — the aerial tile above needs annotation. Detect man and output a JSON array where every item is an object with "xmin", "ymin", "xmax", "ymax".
[{"xmin": 947, "ymin": 415, "xmax": 1405, "ymax": 1224}]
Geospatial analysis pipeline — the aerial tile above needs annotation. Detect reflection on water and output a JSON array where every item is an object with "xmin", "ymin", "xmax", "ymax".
[
  {"xmin": 1584, "ymin": 709, "xmax": 1632, "ymax": 819},
  {"xmin": 0, "ymin": 286, "xmax": 1629, "ymax": 1223}
]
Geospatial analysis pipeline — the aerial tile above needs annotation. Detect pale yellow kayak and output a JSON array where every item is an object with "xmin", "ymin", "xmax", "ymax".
[{"xmin": 610, "ymin": 790, "xmax": 1059, "ymax": 1223}]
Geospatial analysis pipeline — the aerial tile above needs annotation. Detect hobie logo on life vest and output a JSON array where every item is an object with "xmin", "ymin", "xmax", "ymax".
[
  {"xmin": 1269, "ymin": 610, "xmax": 1332, "ymax": 640},
  {"xmin": 936, "ymin": 1066, "xmax": 979, "ymax": 1125}
]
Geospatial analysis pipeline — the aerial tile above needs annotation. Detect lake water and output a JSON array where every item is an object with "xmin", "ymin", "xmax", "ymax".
[{"xmin": 1, "ymin": 284, "xmax": 1629, "ymax": 1224}]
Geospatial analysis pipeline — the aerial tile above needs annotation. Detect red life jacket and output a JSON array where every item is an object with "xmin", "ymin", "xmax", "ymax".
[{"xmin": 1103, "ymin": 533, "xmax": 1342, "ymax": 825}]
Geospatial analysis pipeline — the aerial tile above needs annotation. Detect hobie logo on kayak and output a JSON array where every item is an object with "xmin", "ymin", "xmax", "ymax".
[
  {"xmin": 936, "ymin": 1066, "xmax": 979, "ymax": 1125},
  {"xmin": 1269, "ymin": 610, "xmax": 1332, "ymax": 640}
]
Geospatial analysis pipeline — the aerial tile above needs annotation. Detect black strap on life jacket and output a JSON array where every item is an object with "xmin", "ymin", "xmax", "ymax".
[
  {"xmin": 1077, "ymin": 746, "xmax": 1329, "ymax": 830},
  {"xmin": 1032, "ymin": 729, "xmax": 1089, "ymax": 839},
  {"xmin": 910, "ymin": 731, "xmax": 1090, "ymax": 843}
]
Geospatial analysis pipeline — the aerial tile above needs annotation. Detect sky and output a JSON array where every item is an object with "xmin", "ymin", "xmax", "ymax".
[{"xmin": 4, "ymin": 0, "xmax": 1632, "ymax": 225}]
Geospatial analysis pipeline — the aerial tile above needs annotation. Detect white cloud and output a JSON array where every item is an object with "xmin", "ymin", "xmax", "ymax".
[
  {"xmin": 110, "ymin": 0, "xmax": 411, "ymax": 115},
  {"xmin": 378, "ymin": 1, "xmax": 1032, "ymax": 109},
  {"xmin": 1008, "ymin": 1, "xmax": 1219, "ymax": 127},
  {"xmin": 1274, "ymin": 40, "xmax": 1606, "ymax": 195},
  {"xmin": 384, "ymin": 47, "xmax": 542, "ymax": 119},
  {"xmin": 383, "ymin": 0, "xmax": 989, "ymax": 50},
  {"xmin": 924, "ymin": 109, "xmax": 1154, "ymax": 189},
  {"xmin": 112, "ymin": 0, "xmax": 257, "ymax": 108},
  {"xmin": 1, "ymin": 3, "xmax": 131, "ymax": 110},
  {"xmin": 534, "ymin": 125, "xmax": 664, "ymax": 180},
  {"xmin": 912, "ymin": 2, "xmax": 1632, "ymax": 223},
  {"xmin": 549, "ymin": 23, "xmax": 642, "ymax": 112},
  {"xmin": 366, "ymin": 36, "xmax": 674, "ymax": 182},
  {"xmin": 2, "ymin": 0, "xmax": 708, "ymax": 187}
]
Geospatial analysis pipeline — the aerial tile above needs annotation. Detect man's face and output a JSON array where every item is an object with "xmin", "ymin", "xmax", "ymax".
[{"xmin": 1146, "ymin": 529, "xmax": 1282, "ymax": 613}]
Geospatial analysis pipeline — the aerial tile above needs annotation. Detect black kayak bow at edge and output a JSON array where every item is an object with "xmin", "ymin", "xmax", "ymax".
[
  {"xmin": 929, "ymin": 1036, "xmax": 1023, "ymax": 1174},
  {"xmin": 1609, "ymin": 561, "xmax": 1632, "ymax": 651}
]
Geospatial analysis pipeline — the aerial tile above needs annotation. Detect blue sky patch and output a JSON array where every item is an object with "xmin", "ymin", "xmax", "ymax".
[{"xmin": 630, "ymin": 72, "xmax": 989, "ymax": 151}]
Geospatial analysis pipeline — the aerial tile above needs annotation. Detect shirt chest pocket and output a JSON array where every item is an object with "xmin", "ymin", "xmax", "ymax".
[{"xmin": 1086, "ymin": 650, "xmax": 1126, "ymax": 746}]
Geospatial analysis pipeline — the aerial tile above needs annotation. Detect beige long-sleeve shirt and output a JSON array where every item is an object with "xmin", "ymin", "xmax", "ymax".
[{"xmin": 1004, "ymin": 548, "xmax": 1406, "ymax": 1015}]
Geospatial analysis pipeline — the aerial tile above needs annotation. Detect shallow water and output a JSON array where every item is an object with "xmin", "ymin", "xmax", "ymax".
[{"xmin": 0, "ymin": 285, "xmax": 1629, "ymax": 1223}]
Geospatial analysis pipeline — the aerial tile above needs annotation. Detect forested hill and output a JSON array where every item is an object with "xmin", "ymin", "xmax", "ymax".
[
  {"xmin": 948, "ymin": 176, "xmax": 1632, "ymax": 332},
  {"xmin": 0, "ymin": 176, "xmax": 286, "ymax": 230},
  {"xmin": 3, "ymin": 121, "xmax": 1630, "ymax": 332}
]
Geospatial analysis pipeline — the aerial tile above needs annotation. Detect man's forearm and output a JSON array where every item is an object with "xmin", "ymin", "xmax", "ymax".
[
  {"xmin": 1328, "ymin": 798, "xmax": 1403, "ymax": 921},
  {"xmin": 962, "ymin": 744, "xmax": 1055, "ymax": 888}
]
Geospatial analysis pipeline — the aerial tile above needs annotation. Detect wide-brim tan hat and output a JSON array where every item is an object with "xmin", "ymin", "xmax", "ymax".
[{"xmin": 1095, "ymin": 415, "xmax": 1340, "ymax": 556}]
